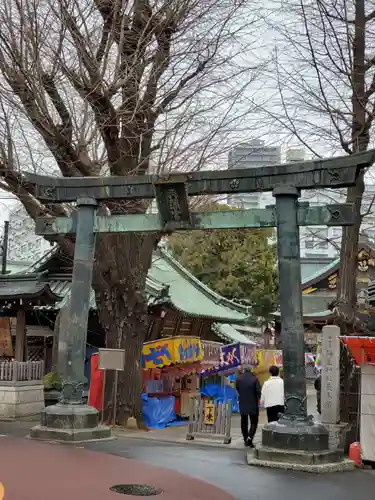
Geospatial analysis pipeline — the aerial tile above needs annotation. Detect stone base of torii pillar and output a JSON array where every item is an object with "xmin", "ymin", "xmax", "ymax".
[
  {"xmin": 30, "ymin": 404, "xmax": 112, "ymax": 443},
  {"xmin": 246, "ymin": 446, "xmax": 355, "ymax": 473}
]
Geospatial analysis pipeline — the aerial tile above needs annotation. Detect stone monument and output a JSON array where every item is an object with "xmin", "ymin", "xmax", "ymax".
[{"xmin": 321, "ymin": 325, "xmax": 348, "ymax": 451}]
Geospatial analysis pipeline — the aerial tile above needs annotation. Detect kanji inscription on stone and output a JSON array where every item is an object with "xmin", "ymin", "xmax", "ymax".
[{"xmin": 321, "ymin": 325, "xmax": 340, "ymax": 424}]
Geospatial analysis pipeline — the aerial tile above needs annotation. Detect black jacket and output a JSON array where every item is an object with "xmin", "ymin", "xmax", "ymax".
[
  {"xmin": 236, "ymin": 371, "xmax": 261, "ymax": 415},
  {"xmin": 314, "ymin": 375, "xmax": 321, "ymax": 414}
]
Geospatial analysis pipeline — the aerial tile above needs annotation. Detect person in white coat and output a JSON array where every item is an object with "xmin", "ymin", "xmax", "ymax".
[{"xmin": 260, "ymin": 365, "xmax": 284, "ymax": 423}]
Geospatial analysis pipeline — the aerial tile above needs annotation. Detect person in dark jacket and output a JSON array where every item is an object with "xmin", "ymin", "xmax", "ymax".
[
  {"xmin": 236, "ymin": 367, "xmax": 261, "ymax": 447},
  {"xmin": 314, "ymin": 373, "xmax": 321, "ymax": 414}
]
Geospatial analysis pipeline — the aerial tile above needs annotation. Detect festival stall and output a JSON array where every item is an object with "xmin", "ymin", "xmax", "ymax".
[
  {"xmin": 197, "ymin": 342, "xmax": 258, "ymax": 412},
  {"xmin": 88, "ymin": 336, "xmax": 216, "ymax": 428},
  {"xmin": 198, "ymin": 342, "xmax": 258, "ymax": 377},
  {"xmin": 254, "ymin": 350, "xmax": 317, "ymax": 384},
  {"xmin": 341, "ymin": 336, "xmax": 375, "ymax": 462},
  {"xmin": 141, "ymin": 337, "xmax": 224, "ymax": 425}
]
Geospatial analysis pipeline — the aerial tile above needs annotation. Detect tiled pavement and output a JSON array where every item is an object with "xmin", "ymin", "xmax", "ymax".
[{"xmin": 113, "ymin": 385, "xmax": 318, "ymax": 449}]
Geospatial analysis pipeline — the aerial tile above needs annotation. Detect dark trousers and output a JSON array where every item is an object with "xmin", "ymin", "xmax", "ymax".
[
  {"xmin": 266, "ymin": 405, "xmax": 284, "ymax": 423},
  {"xmin": 317, "ymin": 392, "xmax": 321, "ymax": 414},
  {"xmin": 240, "ymin": 413, "xmax": 259, "ymax": 442}
]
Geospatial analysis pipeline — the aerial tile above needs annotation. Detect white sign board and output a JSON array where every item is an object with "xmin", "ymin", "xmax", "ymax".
[
  {"xmin": 98, "ymin": 348, "xmax": 125, "ymax": 371},
  {"xmin": 321, "ymin": 325, "xmax": 340, "ymax": 424},
  {"xmin": 360, "ymin": 364, "xmax": 375, "ymax": 461}
]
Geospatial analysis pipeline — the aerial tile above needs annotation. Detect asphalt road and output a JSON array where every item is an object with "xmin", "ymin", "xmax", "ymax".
[
  {"xmin": 0, "ymin": 420, "xmax": 373, "ymax": 500},
  {"xmin": 85, "ymin": 438, "xmax": 374, "ymax": 500}
]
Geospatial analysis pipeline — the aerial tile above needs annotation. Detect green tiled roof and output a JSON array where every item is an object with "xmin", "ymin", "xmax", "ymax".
[
  {"xmin": 3, "ymin": 260, "xmax": 33, "ymax": 275},
  {"xmin": 273, "ymin": 295, "xmax": 334, "ymax": 319},
  {"xmin": 28, "ymin": 247, "xmax": 249, "ymax": 324},
  {"xmin": 301, "ymin": 258, "xmax": 339, "ymax": 287},
  {"xmin": 149, "ymin": 249, "xmax": 249, "ymax": 323},
  {"xmin": 213, "ymin": 323, "xmax": 256, "ymax": 344}
]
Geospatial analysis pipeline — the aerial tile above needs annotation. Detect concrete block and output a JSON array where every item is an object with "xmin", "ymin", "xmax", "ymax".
[
  {"xmin": 325, "ymin": 423, "xmax": 348, "ymax": 450},
  {"xmin": 0, "ymin": 383, "xmax": 44, "ymax": 419},
  {"xmin": 255, "ymin": 446, "xmax": 344, "ymax": 465},
  {"xmin": 30, "ymin": 425, "xmax": 112, "ymax": 443},
  {"xmin": 247, "ymin": 451, "xmax": 355, "ymax": 473}
]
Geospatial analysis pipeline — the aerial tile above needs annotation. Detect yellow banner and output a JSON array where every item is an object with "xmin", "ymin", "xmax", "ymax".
[
  {"xmin": 204, "ymin": 402, "xmax": 216, "ymax": 425},
  {"xmin": 142, "ymin": 336, "xmax": 203, "ymax": 370}
]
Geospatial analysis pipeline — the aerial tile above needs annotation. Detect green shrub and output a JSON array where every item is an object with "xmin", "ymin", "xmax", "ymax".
[{"xmin": 43, "ymin": 372, "xmax": 63, "ymax": 391}]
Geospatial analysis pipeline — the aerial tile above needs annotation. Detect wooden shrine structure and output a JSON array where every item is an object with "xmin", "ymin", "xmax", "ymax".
[
  {"xmin": 273, "ymin": 238, "xmax": 375, "ymax": 348},
  {"xmin": 0, "ymin": 246, "xmax": 252, "ymax": 371}
]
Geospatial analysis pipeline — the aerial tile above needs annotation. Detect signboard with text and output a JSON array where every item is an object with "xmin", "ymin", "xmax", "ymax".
[{"xmin": 141, "ymin": 336, "xmax": 203, "ymax": 370}]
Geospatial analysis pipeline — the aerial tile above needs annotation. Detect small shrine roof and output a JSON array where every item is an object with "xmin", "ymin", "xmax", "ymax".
[
  {"xmin": 0, "ymin": 273, "xmax": 62, "ymax": 306},
  {"xmin": 302, "ymin": 238, "xmax": 375, "ymax": 290}
]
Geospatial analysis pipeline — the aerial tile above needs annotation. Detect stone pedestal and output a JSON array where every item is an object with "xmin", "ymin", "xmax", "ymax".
[
  {"xmin": 0, "ymin": 382, "xmax": 44, "ymax": 419},
  {"xmin": 325, "ymin": 422, "xmax": 348, "ymax": 451},
  {"xmin": 247, "ymin": 447, "xmax": 354, "ymax": 473},
  {"xmin": 262, "ymin": 415, "xmax": 329, "ymax": 451},
  {"xmin": 30, "ymin": 404, "xmax": 111, "ymax": 443}
]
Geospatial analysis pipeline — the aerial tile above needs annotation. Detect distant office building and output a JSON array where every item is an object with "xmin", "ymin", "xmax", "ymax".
[
  {"xmin": 227, "ymin": 140, "xmax": 281, "ymax": 209},
  {"xmin": 4, "ymin": 204, "xmax": 53, "ymax": 262},
  {"xmin": 227, "ymin": 144, "xmax": 375, "ymax": 259},
  {"xmin": 286, "ymin": 148, "xmax": 305, "ymax": 163},
  {"xmin": 300, "ymin": 183, "xmax": 375, "ymax": 259}
]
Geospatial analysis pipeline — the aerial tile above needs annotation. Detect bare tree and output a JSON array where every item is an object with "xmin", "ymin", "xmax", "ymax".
[
  {"xmin": 263, "ymin": 0, "xmax": 375, "ymax": 332},
  {"xmin": 0, "ymin": 0, "xmax": 266, "ymax": 424}
]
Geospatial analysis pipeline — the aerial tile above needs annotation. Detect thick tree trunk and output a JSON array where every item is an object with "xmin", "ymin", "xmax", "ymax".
[
  {"xmin": 335, "ymin": 0, "xmax": 367, "ymax": 334},
  {"xmin": 93, "ymin": 230, "xmax": 157, "ymax": 427},
  {"xmin": 336, "ymin": 173, "xmax": 364, "ymax": 334}
]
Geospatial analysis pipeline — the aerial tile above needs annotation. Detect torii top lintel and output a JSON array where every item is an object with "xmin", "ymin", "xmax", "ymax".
[{"xmin": 23, "ymin": 149, "xmax": 375, "ymax": 203}]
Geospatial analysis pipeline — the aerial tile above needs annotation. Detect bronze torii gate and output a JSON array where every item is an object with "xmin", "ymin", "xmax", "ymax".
[{"xmin": 27, "ymin": 150, "xmax": 375, "ymax": 448}]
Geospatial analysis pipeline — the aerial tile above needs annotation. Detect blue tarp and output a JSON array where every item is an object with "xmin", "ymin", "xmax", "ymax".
[
  {"xmin": 200, "ymin": 383, "xmax": 239, "ymax": 413},
  {"xmin": 141, "ymin": 394, "xmax": 177, "ymax": 428}
]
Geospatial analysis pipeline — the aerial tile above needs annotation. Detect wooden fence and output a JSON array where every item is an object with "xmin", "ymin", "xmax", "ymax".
[
  {"xmin": 186, "ymin": 397, "xmax": 232, "ymax": 444},
  {"xmin": 0, "ymin": 361, "xmax": 44, "ymax": 382}
]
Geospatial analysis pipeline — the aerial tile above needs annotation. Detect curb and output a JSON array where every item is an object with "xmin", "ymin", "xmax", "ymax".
[
  {"xmin": 112, "ymin": 431, "xmax": 251, "ymax": 450},
  {"xmin": 246, "ymin": 455, "xmax": 355, "ymax": 473}
]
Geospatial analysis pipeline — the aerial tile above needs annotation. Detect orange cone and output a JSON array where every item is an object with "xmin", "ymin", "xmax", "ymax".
[{"xmin": 349, "ymin": 442, "xmax": 362, "ymax": 467}]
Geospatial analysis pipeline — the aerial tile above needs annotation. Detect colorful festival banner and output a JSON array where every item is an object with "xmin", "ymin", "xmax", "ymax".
[
  {"xmin": 141, "ymin": 336, "xmax": 203, "ymax": 369},
  {"xmin": 201, "ymin": 340, "xmax": 222, "ymax": 367},
  {"xmin": 198, "ymin": 342, "xmax": 249, "ymax": 376},
  {"xmin": 314, "ymin": 353, "xmax": 322, "ymax": 371},
  {"xmin": 257, "ymin": 350, "xmax": 316, "ymax": 369},
  {"xmin": 240, "ymin": 344, "xmax": 258, "ymax": 367},
  {"xmin": 273, "ymin": 350, "xmax": 283, "ymax": 367}
]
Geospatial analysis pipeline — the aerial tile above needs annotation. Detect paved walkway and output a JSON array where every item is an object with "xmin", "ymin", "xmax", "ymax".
[
  {"xmin": 0, "ymin": 437, "xmax": 233, "ymax": 500},
  {"xmin": 114, "ymin": 386, "xmax": 319, "ymax": 448},
  {"xmin": 115, "ymin": 413, "xmax": 262, "ymax": 448}
]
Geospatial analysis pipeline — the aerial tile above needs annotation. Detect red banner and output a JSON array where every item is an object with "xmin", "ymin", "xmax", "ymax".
[
  {"xmin": 341, "ymin": 336, "xmax": 375, "ymax": 366},
  {"xmin": 88, "ymin": 353, "xmax": 104, "ymax": 411}
]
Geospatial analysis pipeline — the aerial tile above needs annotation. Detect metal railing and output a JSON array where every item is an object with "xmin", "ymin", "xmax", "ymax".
[
  {"xmin": 187, "ymin": 396, "xmax": 232, "ymax": 444},
  {"xmin": 0, "ymin": 361, "xmax": 44, "ymax": 382}
]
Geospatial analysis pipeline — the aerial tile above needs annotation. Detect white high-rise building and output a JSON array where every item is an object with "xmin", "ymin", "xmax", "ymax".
[
  {"xmin": 227, "ymin": 145, "xmax": 375, "ymax": 258},
  {"xmin": 227, "ymin": 140, "xmax": 281, "ymax": 209}
]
